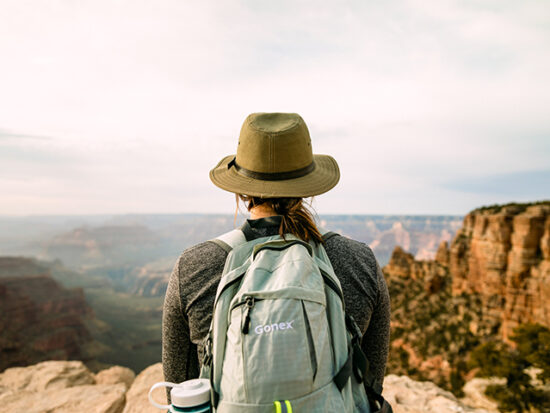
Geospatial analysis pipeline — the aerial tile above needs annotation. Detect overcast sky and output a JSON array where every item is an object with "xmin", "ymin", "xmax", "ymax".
[{"xmin": 1, "ymin": 0, "xmax": 548, "ymax": 216}]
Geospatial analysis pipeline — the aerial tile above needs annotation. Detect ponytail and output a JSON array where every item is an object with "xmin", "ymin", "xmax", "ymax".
[{"xmin": 238, "ymin": 195, "xmax": 324, "ymax": 244}]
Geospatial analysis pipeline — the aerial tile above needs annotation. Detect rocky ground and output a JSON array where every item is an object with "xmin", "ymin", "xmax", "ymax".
[{"xmin": 0, "ymin": 360, "xmax": 500, "ymax": 413}]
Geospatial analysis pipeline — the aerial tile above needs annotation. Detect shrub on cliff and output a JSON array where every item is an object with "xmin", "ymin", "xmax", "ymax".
[
  {"xmin": 513, "ymin": 324, "xmax": 550, "ymax": 384},
  {"xmin": 469, "ymin": 324, "xmax": 550, "ymax": 412},
  {"xmin": 386, "ymin": 266, "xmax": 495, "ymax": 396}
]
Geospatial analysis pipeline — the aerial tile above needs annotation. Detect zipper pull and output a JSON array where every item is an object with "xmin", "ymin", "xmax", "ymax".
[{"xmin": 242, "ymin": 296, "xmax": 255, "ymax": 334}]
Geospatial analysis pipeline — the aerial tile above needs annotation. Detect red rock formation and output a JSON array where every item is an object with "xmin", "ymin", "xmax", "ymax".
[
  {"xmin": 0, "ymin": 258, "xmax": 95, "ymax": 372},
  {"xmin": 387, "ymin": 202, "xmax": 550, "ymax": 340},
  {"xmin": 435, "ymin": 241, "xmax": 450, "ymax": 266},
  {"xmin": 385, "ymin": 243, "xmax": 448, "ymax": 294},
  {"xmin": 384, "ymin": 203, "xmax": 550, "ymax": 394},
  {"xmin": 449, "ymin": 203, "xmax": 550, "ymax": 339}
]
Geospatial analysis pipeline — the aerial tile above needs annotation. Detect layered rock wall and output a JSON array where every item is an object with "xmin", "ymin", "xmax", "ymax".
[
  {"xmin": 450, "ymin": 203, "xmax": 550, "ymax": 338},
  {"xmin": 383, "ymin": 201, "xmax": 550, "ymax": 393}
]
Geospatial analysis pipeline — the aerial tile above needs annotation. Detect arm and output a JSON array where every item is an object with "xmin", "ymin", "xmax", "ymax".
[
  {"xmin": 361, "ymin": 259, "xmax": 391, "ymax": 388},
  {"xmin": 162, "ymin": 256, "xmax": 199, "ymax": 401},
  {"xmin": 323, "ymin": 236, "xmax": 391, "ymax": 387}
]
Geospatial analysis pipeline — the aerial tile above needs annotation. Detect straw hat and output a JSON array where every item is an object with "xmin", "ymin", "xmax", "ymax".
[{"xmin": 209, "ymin": 112, "xmax": 340, "ymax": 198}]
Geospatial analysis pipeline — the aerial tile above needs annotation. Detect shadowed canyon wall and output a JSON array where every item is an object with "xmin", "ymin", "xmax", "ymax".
[{"xmin": 0, "ymin": 257, "xmax": 95, "ymax": 372}]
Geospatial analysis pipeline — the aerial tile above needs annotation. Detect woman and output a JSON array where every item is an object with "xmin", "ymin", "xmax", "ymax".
[{"xmin": 162, "ymin": 112, "xmax": 391, "ymax": 406}]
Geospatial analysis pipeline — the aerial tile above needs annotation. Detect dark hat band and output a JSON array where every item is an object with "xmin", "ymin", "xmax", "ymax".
[{"xmin": 228, "ymin": 157, "xmax": 316, "ymax": 181}]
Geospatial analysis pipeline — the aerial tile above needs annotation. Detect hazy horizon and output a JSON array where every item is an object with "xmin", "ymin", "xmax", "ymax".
[
  {"xmin": 1, "ymin": 200, "xmax": 547, "ymax": 218},
  {"xmin": 0, "ymin": 211, "xmax": 467, "ymax": 218}
]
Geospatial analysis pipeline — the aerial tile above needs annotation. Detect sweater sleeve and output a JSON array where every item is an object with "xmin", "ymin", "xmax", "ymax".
[
  {"xmin": 162, "ymin": 256, "xmax": 199, "ymax": 400},
  {"xmin": 361, "ymin": 256, "xmax": 391, "ymax": 388}
]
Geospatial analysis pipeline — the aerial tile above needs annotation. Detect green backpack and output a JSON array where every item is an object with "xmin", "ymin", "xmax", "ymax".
[{"xmin": 200, "ymin": 228, "xmax": 390, "ymax": 413}]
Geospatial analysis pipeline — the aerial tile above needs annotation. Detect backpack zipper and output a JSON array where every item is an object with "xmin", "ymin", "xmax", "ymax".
[
  {"xmin": 242, "ymin": 296, "xmax": 255, "ymax": 334},
  {"xmin": 229, "ymin": 296, "xmax": 263, "ymax": 334},
  {"xmin": 238, "ymin": 295, "xmax": 258, "ymax": 402}
]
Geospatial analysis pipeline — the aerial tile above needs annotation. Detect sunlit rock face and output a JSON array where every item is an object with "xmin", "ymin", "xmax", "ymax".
[
  {"xmin": 0, "ymin": 361, "xmax": 130, "ymax": 413},
  {"xmin": 449, "ymin": 203, "xmax": 550, "ymax": 339},
  {"xmin": 383, "ymin": 202, "xmax": 550, "ymax": 393},
  {"xmin": 383, "ymin": 374, "xmax": 498, "ymax": 413},
  {"xmin": 0, "ymin": 361, "xmax": 162, "ymax": 413},
  {"xmin": 387, "ymin": 202, "xmax": 550, "ymax": 339}
]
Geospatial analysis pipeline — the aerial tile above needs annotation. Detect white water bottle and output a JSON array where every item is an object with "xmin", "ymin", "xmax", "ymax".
[{"xmin": 149, "ymin": 379, "xmax": 211, "ymax": 412}]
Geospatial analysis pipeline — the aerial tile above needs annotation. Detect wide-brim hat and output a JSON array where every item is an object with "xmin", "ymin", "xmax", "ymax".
[{"xmin": 209, "ymin": 113, "xmax": 340, "ymax": 198}]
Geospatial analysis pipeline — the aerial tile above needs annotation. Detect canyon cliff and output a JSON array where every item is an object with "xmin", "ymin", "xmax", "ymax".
[
  {"xmin": 387, "ymin": 201, "xmax": 550, "ymax": 340},
  {"xmin": 449, "ymin": 202, "xmax": 550, "ymax": 339},
  {"xmin": 384, "ymin": 201, "xmax": 550, "ymax": 393},
  {"xmin": 0, "ymin": 257, "xmax": 96, "ymax": 372}
]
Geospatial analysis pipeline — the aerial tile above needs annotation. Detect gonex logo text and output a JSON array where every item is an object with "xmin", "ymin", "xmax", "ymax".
[{"xmin": 254, "ymin": 320, "xmax": 294, "ymax": 335}]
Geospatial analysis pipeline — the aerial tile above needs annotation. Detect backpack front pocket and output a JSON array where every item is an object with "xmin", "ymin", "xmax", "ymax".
[
  {"xmin": 220, "ymin": 295, "xmax": 329, "ymax": 404},
  {"xmin": 216, "ymin": 379, "xmax": 347, "ymax": 413}
]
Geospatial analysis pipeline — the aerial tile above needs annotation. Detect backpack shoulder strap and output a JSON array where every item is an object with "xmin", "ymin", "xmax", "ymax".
[{"xmin": 210, "ymin": 229, "xmax": 247, "ymax": 254}]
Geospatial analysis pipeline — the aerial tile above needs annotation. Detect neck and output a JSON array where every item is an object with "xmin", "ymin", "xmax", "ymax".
[{"xmin": 250, "ymin": 204, "xmax": 277, "ymax": 220}]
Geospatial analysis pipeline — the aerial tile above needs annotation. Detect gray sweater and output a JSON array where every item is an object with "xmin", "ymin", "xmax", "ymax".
[{"xmin": 162, "ymin": 217, "xmax": 391, "ymax": 393}]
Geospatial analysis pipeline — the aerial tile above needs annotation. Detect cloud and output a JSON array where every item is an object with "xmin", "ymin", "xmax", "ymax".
[
  {"xmin": 0, "ymin": 0, "xmax": 548, "ymax": 215},
  {"xmin": 0, "ymin": 129, "xmax": 51, "ymax": 141}
]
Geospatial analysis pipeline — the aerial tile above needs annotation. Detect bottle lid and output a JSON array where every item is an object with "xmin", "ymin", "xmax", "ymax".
[{"xmin": 171, "ymin": 379, "xmax": 211, "ymax": 408}]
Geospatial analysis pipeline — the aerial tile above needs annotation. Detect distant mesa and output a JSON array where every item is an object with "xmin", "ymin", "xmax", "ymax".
[
  {"xmin": 44, "ymin": 225, "xmax": 161, "ymax": 268},
  {"xmin": 130, "ymin": 263, "xmax": 172, "ymax": 297},
  {"xmin": 323, "ymin": 215, "xmax": 462, "ymax": 266}
]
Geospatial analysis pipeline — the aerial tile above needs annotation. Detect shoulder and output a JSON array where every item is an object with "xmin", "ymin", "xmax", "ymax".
[
  {"xmin": 175, "ymin": 240, "xmax": 228, "ymax": 279},
  {"xmin": 323, "ymin": 234, "xmax": 381, "ymax": 302},
  {"xmin": 323, "ymin": 233, "xmax": 384, "ymax": 328},
  {"xmin": 172, "ymin": 240, "xmax": 229, "ymax": 312},
  {"xmin": 324, "ymin": 234, "xmax": 378, "ymax": 276}
]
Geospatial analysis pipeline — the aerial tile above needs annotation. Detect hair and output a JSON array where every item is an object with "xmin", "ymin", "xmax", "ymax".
[{"xmin": 237, "ymin": 195, "xmax": 324, "ymax": 244}]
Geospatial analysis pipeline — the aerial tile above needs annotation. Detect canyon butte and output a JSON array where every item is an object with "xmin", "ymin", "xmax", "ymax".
[{"xmin": 384, "ymin": 201, "xmax": 550, "ymax": 395}]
